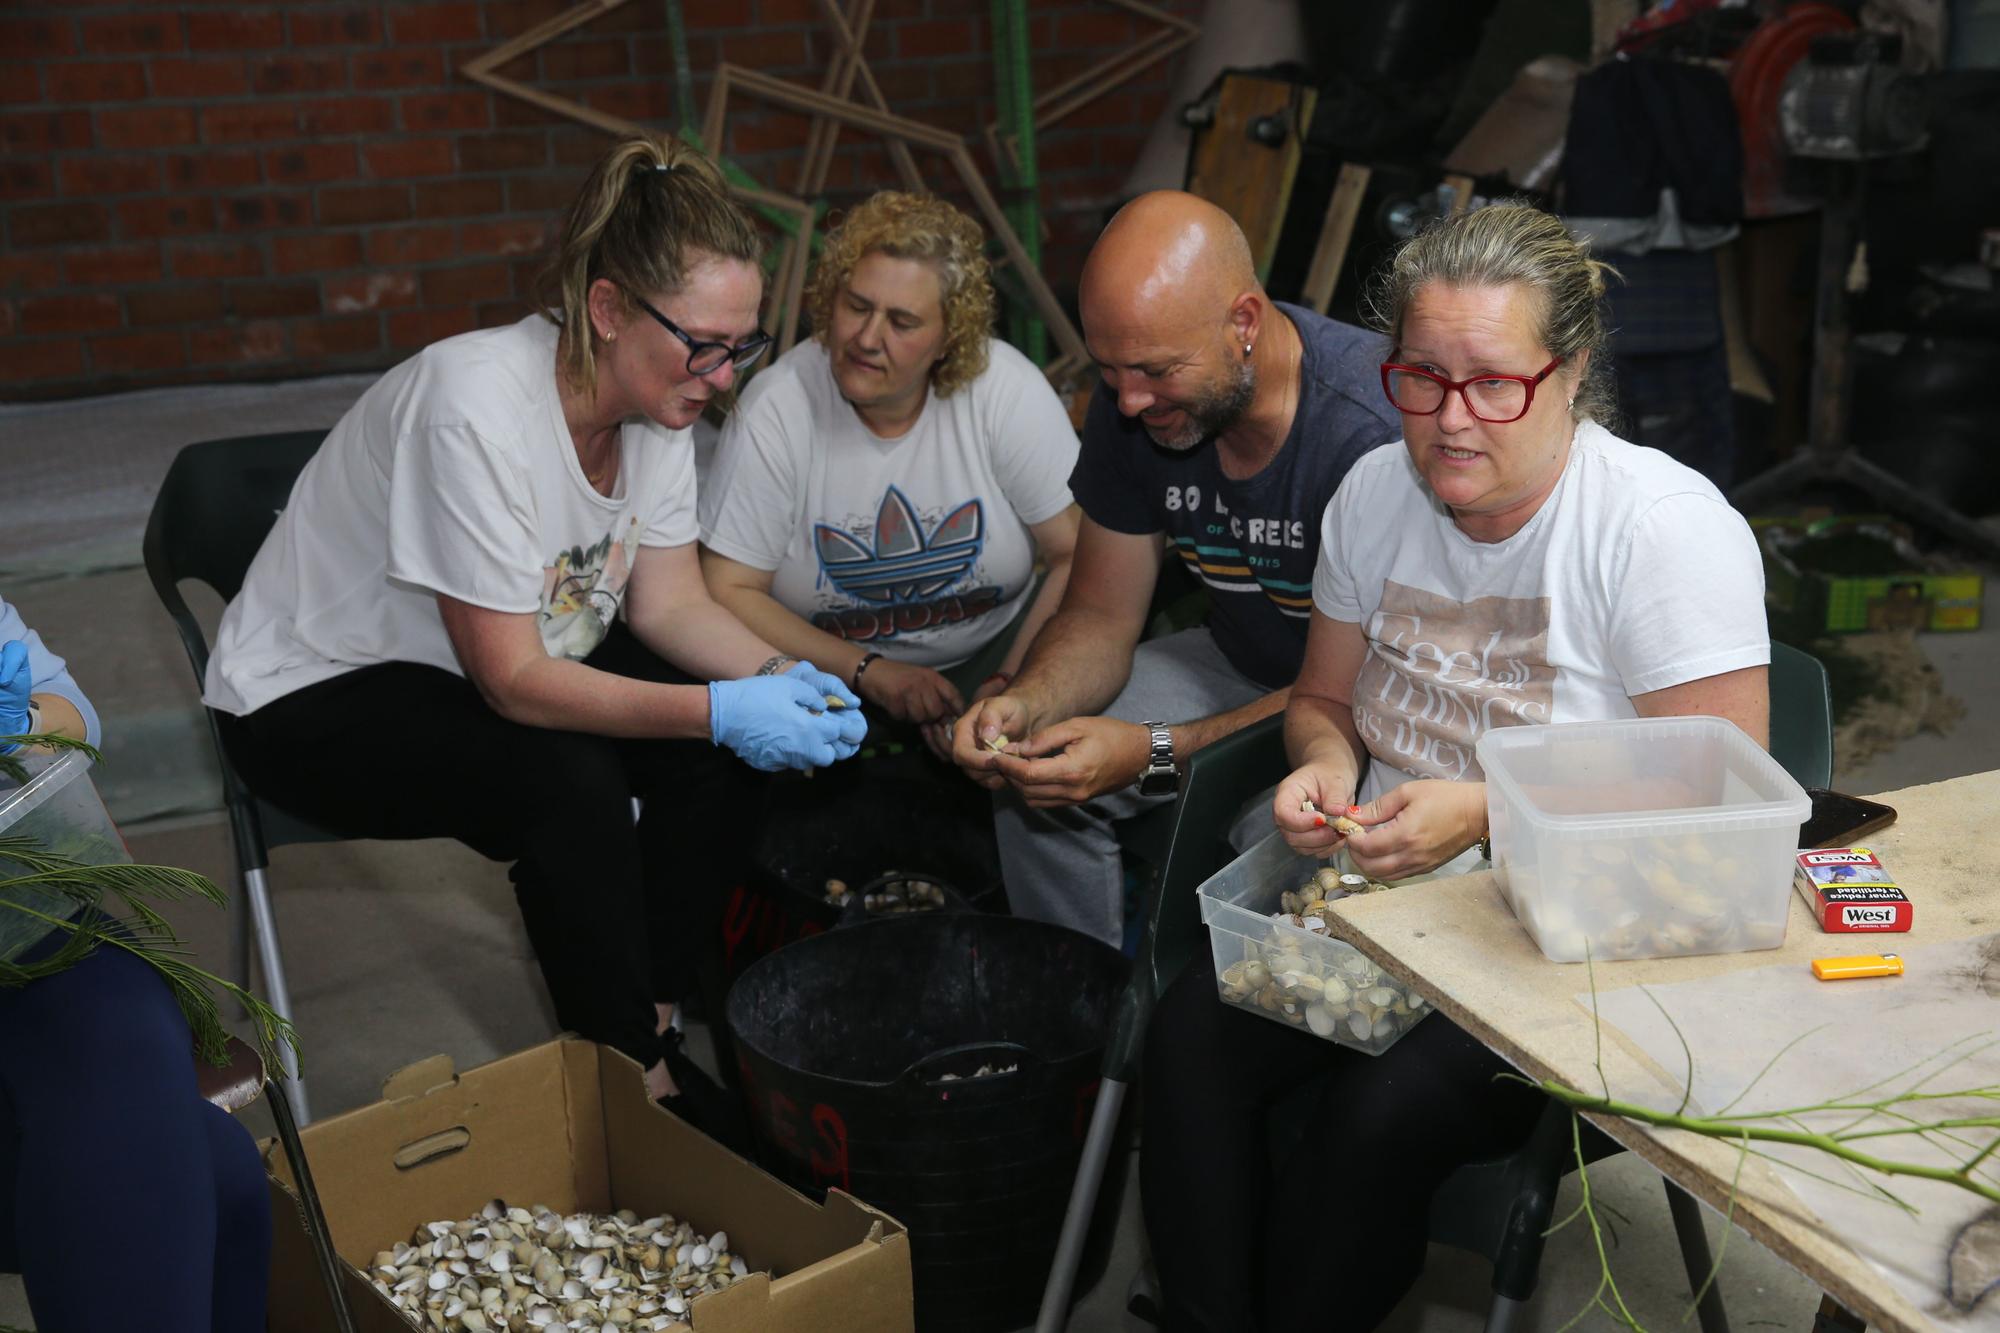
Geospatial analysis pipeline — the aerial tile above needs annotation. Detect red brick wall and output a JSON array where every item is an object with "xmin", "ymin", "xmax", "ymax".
[{"xmin": 0, "ymin": 1, "xmax": 1195, "ymax": 401}]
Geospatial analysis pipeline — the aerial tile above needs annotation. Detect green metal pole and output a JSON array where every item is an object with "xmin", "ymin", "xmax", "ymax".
[
  {"xmin": 990, "ymin": 0, "xmax": 1046, "ymax": 364},
  {"xmin": 988, "ymin": 0, "xmax": 1023, "ymax": 352},
  {"xmin": 664, "ymin": 0, "xmax": 697, "ymax": 134}
]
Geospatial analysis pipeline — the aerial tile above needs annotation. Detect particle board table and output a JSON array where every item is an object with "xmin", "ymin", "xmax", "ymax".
[{"xmin": 1324, "ymin": 769, "xmax": 2000, "ymax": 1332}]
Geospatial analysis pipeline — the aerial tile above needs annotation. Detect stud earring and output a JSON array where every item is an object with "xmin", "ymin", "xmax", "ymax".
[{"xmin": 1243, "ymin": 342, "xmax": 1253, "ymax": 356}]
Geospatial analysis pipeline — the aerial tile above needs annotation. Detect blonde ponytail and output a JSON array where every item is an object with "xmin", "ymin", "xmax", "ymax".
[{"xmin": 536, "ymin": 134, "xmax": 762, "ymax": 397}]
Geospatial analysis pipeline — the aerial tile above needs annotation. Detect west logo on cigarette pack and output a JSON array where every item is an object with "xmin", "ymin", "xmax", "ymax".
[{"xmin": 1793, "ymin": 848, "xmax": 1911, "ymax": 933}]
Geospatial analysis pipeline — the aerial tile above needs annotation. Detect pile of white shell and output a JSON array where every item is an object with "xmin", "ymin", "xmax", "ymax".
[
  {"xmin": 368, "ymin": 1199, "xmax": 751, "ymax": 1332},
  {"xmin": 823, "ymin": 874, "xmax": 948, "ymax": 913}
]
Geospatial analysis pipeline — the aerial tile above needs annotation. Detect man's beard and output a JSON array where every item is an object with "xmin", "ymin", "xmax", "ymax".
[{"xmin": 1144, "ymin": 360, "xmax": 1256, "ymax": 452}]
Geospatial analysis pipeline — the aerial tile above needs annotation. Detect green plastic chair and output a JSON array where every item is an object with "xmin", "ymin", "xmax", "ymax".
[
  {"xmin": 1036, "ymin": 646, "xmax": 1836, "ymax": 1331},
  {"xmin": 1770, "ymin": 640, "xmax": 1834, "ymax": 787}
]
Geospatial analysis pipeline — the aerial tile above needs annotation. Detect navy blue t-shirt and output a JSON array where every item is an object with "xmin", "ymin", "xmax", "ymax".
[{"xmin": 1069, "ymin": 302, "xmax": 1399, "ymax": 690}]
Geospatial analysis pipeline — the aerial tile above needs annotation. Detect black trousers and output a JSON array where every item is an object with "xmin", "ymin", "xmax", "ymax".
[
  {"xmin": 1140, "ymin": 966, "xmax": 1547, "ymax": 1332},
  {"xmin": 217, "ymin": 623, "xmax": 756, "ymax": 1067}
]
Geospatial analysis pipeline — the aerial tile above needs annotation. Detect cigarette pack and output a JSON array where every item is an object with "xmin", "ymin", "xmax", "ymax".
[{"xmin": 1793, "ymin": 847, "xmax": 1912, "ymax": 932}]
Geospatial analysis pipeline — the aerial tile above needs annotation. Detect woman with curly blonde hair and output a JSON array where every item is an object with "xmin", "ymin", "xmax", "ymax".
[{"xmin": 701, "ymin": 190, "xmax": 1081, "ymax": 755}]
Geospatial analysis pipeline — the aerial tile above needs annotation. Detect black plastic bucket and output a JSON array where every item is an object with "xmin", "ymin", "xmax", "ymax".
[
  {"xmin": 726, "ymin": 914, "xmax": 1128, "ymax": 1333},
  {"xmin": 713, "ymin": 751, "xmax": 1002, "ymax": 986}
]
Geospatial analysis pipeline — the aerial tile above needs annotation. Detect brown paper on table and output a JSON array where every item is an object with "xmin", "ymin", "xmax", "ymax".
[{"xmin": 1591, "ymin": 933, "xmax": 2000, "ymax": 1330}]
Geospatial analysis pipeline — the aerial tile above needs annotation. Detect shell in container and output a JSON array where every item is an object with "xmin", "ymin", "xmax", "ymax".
[
  {"xmin": 1198, "ymin": 831, "xmax": 1432, "ymax": 1055},
  {"xmin": 1477, "ymin": 716, "xmax": 1810, "ymax": 963}
]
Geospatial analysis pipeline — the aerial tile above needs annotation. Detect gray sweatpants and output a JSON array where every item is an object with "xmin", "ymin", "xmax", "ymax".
[{"xmin": 994, "ymin": 628, "xmax": 1273, "ymax": 946}]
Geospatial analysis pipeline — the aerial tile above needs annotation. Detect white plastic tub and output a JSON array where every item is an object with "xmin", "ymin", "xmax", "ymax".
[
  {"xmin": 1476, "ymin": 716, "xmax": 1810, "ymax": 963},
  {"xmin": 1197, "ymin": 830, "xmax": 1432, "ymax": 1055}
]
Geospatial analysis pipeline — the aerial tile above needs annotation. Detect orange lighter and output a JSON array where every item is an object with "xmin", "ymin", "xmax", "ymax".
[{"xmin": 1811, "ymin": 953, "xmax": 1904, "ymax": 981}]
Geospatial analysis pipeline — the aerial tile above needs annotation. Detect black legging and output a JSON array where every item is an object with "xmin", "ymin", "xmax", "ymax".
[
  {"xmin": 217, "ymin": 623, "xmax": 755, "ymax": 1067},
  {"xmin": 1140, "ymin": 966, "xmax": 1548, "ymax": 1331}
]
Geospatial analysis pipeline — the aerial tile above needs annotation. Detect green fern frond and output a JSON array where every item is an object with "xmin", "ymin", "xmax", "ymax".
[
  {"xmin": 0, "ymin": 846, "xmax": 225, "ymax": 908},
  {"xmin": 0, "ymin": 851, "xmax": 302, "ymax": 1078},
  {"xmin": 0, "ymin": 734, "xmax": 101, "ymax": 785}
]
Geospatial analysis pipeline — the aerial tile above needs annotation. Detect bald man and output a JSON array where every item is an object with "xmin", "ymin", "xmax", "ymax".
[{"xmin": 951, "ymin": 192, "xmax": 1399, "ymax": 946}]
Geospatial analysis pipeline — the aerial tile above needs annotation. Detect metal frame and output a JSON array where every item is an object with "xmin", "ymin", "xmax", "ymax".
[
  {"xmin": 981, "ymin": 0, "xmax": 1198, "ymax": 181},
  {"xmin": 983, "ymin": 0, "xmax": 1197, "ymax": 376},
  {"xmin": 459, "ymin": 0, "xmax": 1123, "ymax": 374},
  {"xmin": 796, "ymin": 0, "xmax": 925, "ymax": 197},
  {"xmin": 701, "ymin": 63, "xmax": 1090, "ymax": 368},
  {"xmin": 458, "ymin": 2, "xmax": 817, "ymax": 352},
  {"xmin": 265, "ymin": 1074, "xmax": 357, "ymax": 1332}
]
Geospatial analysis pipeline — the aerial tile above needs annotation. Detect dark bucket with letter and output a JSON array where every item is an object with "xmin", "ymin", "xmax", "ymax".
[{"xmin": 727, "ymin": 913, "xmax": 1127, "ymax": 1332}]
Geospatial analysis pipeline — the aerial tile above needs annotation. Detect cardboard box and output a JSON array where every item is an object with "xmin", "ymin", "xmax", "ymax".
[
  {"xmin": 1756, "ymin": 515, "xmax": 1985, "ymax": 634},
  {"xmin": 264, "ymin": 1040, "xmax": 913, "ymax": 1333}
]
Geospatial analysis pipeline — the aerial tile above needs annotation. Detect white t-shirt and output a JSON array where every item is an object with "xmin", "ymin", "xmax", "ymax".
[
  {"xmin": 205, "ymin": 316, "xmax": 699, "ymax": 715},
  {"xmin": 699, "ymin": 338, "xmax": 1077, "ymax": 668},
  {"xmin": 1315, "ymin": 421, "xmax": 1768, "ymax": 809}
]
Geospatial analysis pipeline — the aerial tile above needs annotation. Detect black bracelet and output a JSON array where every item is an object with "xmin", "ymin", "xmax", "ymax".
[{"xmin": 852, "ymin": 652, "xmax": 882, "ymax": 687}]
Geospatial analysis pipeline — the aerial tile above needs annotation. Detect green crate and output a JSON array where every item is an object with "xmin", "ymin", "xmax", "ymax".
[{"xmin": 1754, "ymin": 516, "xmax": 1984, "ymax": 635}]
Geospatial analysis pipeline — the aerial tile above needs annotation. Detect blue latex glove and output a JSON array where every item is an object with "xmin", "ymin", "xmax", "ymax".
[
  {"xmin": 784, "ymin": 660, "xmax": 868, "ymax": 747},
  {"xmin": 0, "ymin": 641, "xmax": 30, "ymax": 754},
  {"xmin": 709, "ymin": 674, "xmax": 858, "ymax": 773}
]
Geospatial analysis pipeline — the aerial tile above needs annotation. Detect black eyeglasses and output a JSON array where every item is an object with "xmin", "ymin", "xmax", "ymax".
[{"xmin": 621, "ymin": 286, "xmax": 772, "ymax": 377}]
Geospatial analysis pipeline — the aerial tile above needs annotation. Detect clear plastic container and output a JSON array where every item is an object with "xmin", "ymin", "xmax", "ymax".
[
  {"xmin": 1475, "ymin": 716, "xmax": 1810, "ymax": 963},
  {"xmin": 1197, "ymin": 830, "xmax": 1433, "ymax": 1055},
  {"xmin": 0, "ymin": 751, "xmax": 128, "ymax": 963}
]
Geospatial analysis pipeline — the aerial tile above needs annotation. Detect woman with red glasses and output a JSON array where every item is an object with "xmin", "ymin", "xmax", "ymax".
[
  {"xmin": 1140, "ymin": 202, "xmax": 1768, "ymax": 1331},
  {"xmin": 203, "ymin": 135, "xmax": 866, "ymax": 1144}
]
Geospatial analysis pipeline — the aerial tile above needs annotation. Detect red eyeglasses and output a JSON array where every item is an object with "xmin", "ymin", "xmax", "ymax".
[{"xmin": 1379, "ymin": 356, "xmax": 1563, "ymax": 424}]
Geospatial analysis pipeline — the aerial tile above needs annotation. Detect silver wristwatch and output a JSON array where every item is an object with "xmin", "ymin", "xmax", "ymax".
[{"xmin": 1137, "ymin": 721, "xmax": 1179, "ymax": 796}]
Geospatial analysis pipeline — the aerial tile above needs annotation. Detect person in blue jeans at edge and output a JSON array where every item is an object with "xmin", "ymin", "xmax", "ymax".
[
  {"xmin": 200, "ymin": 135, "xmax": 867, "ymax": 1143},
  {"xmin": 0, "ymin": 597, "xmax": 273, "ymax": 1332}
]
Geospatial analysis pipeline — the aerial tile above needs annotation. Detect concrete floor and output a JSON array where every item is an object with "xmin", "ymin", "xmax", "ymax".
[{"xmin": 0, "ymin": 380, "xmax": 1993, "ymax": 1331}]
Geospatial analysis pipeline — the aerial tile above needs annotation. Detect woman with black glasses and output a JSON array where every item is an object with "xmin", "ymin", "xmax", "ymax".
[
  {"xmin": 1140, "ymin": 202, "xmax": 1770, "ymax": 1331},
  {"xmin": 203, "ymin": 135, "xmax": 865, "ymax": 1141}
]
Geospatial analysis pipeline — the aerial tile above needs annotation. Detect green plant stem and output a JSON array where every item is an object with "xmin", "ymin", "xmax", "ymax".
[
  {"xmin": 1541, "ymin": 1082, "xmax": 2000, "ymax": 1204},
  {"xmin": 1682, "ymin": 1132, "xmax": 1748, "ymax": 1323},
  {"xmin": 1558, "ymin": 1111, "xmax": 1644, "ymax": 1332}
]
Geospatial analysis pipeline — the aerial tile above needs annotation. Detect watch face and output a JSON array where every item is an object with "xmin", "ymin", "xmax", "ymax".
[{"xmin": 1139, "ymin": 766, "xmax": 1180, "ymax": 797}]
